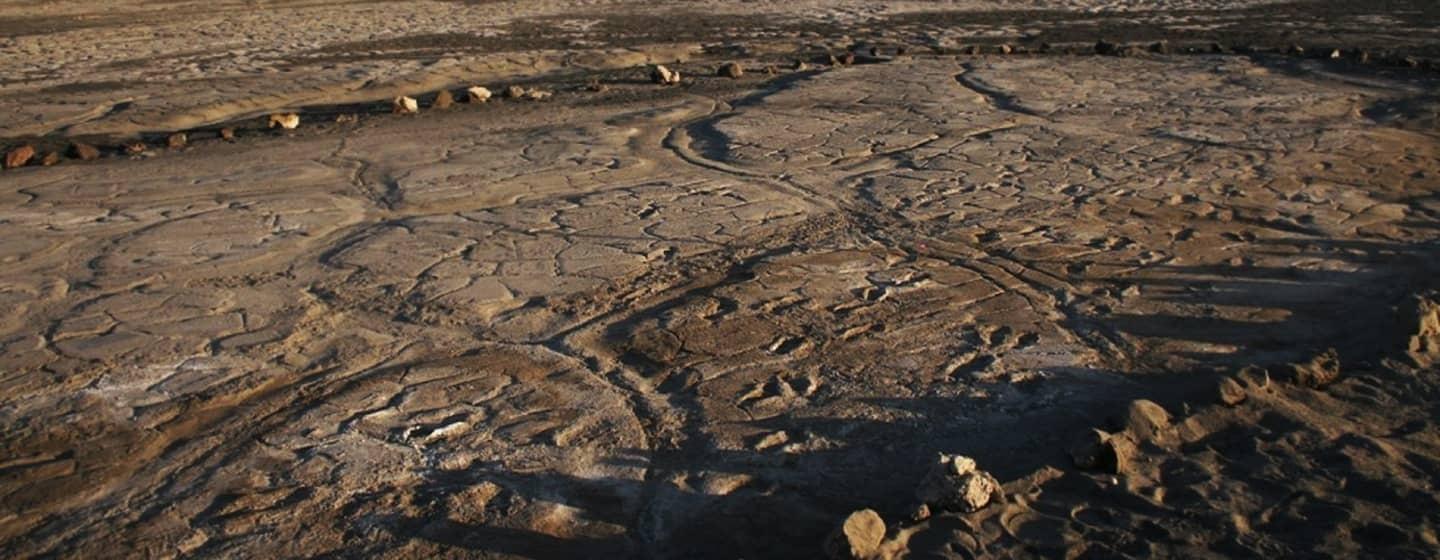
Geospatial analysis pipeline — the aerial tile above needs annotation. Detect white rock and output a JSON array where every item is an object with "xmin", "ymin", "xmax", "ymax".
[
  {"xmin": 268, "ymin": 113, "xmax": 300, "ymax": 130},
  {"xmin": 650, "ymin": 64, "xmax": 681, "ymax": 85},
  {"xmin": 392, "ymin": 95, "xmax": 419, "ymax": 114},
  {"xmin": 466, "ymin": 86, "xmax": 492, "ymax": 103}
]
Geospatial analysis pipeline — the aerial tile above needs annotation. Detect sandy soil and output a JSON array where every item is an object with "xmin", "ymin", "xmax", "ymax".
[{"xmin": 2, "ymin": 1, "xmax": 1440, "ymax": 558}]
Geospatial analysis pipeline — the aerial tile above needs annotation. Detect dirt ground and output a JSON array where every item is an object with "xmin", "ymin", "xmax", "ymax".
[{"xmin": 2, "ymin": 1, "xmax": 1440, "ymax": 558}]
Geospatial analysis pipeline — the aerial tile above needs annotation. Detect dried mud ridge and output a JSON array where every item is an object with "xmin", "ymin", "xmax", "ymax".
[
  {"xmin": 2, "ymin": 50, "xmax": 1440, "ymax": 559},
  {"xmin": 3, "ymin": 39, "xmax": 1440, "ymax": 169}
]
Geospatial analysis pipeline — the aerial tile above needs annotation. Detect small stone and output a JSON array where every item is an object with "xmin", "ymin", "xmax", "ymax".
[
  {"xmin": 219, "ymin": 127, "xmax": 236, "ymax": 141},
  {"xmin": 123, "ymin": 141, "xmax": 146, "ymax": 155},
  {"xmin": 585, "ymin": 79, "xmax": 608, "ymax": 92},
  {"xmin": 167, "ymin": 132, "xmax": 187, "ymax": 149},
  {"xmin": 718, "ymin": 62, "xmax": 744, "ymax": 79},
  {"xmin": 392, "ymin": 95, "xmax": 419, "ymax": 114},
  {"xmin": 764, "ymin": 65, "xmax": 778, "ymax": 75},
  {"xmin": 432, "ymin": 89, "xmax": 454, "ymax": 109},
  {"xmin": 1218, "ymin": 377, "xmax": 1247, "ymax": 406},
  {"xmin": 793, "ymin": 59, "xmax": 810, "ymax": 71},
  {"xmin": 1095, "ymin": 39, "xmax": 1118, "ymax": 56},
  {"xmin": 71, "ymin": 143, "xmax": 101, "ymax": 160},
  {"xmin": 522, "ymin": 88, "xmax": 552, "ymax": 101},
  {"xmin": 335, "ymin": 114, "xmax": 358, "ymax": 124},
  {"xmin": 840, "ymin": 52, "xmax": 856, "ymax": 65},
  {"xmin": 649, "ymin": 65, "xmax": 681, "ymax": 85},
  {"xmin": 1070, "ymin": 429, "xmax": 1135, "ymax": 475},
  {"xmin": 997, "ymin": 44, "xmax": 1013, "ymax": 55},
  {"xmin": 1328, "ymin": 48, "xmax": 1343, "ymax": 59},
  {"xmin": 504, "ymin": 85, "xmax": 526, "ymax": 98},
  {"xmin": 824, "ymin": 509, "xmax": 885, "ymax": 560},
  {"xmin": 40, "ymin": 151, "xmax": 61, "ymax": 166},
  {"xmin": 5, "ymin": 144, "xmax": 35, "ymax": 169},
  {"xmin": 466, "ymin": 86, "xmax": 493, "ymax": 103},
  {"xmin": 829, "ymin": 54, "xmax": 842, "ymax": 65},
  {"xmin": 1287, "ymin": 44, "xmax": 1306, "ymax": 57},
  {"xmin": 1287, "ymin": 348, "xmax": 1340, "ymax": 388},
  {"xmin": 1354, "ymin": 49, "xmax": 1371, "ymax": 64},
  {"xmin": 269, "ymin": 113, "xmax": 300, "ymax": 130}
]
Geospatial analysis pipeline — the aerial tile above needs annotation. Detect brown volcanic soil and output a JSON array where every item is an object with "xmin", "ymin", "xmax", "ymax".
[{"xmin": 3, "ymin": 1, "xmax": 1440, "ymax": 559}]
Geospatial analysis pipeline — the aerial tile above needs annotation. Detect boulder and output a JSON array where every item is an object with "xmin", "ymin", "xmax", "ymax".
[
  {"xmin": 1217, "ymin": 377, "xmax": 1247, "ymax": 406},
  {"xmin": 1123, "ymin": 399, "xmax": 1171, "ymax": 443},
  {"xmin": 916, "ymin": 454, "xmax": 1003, "ymax": 513},
  {"xmin": 432, "ymin": 89, "xmax": 454, "ymax": 109},
  {"xmin": 824, "ymin": 509, "xmax": 885, "ymax": 560},
  {"xmin": 1070, "ymin": 429, "xmax": 1135, "ymax": 475},
  {"xmin": 4, "ymin": 144, "xmax": 35, "ymax": 169},
  {"xmin": 1287, "ymin": 348, "xmax": 1340, "ymax": 388}
]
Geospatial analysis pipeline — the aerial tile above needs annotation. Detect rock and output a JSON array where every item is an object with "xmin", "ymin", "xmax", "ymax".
[
  {"xmin": 4, "ymin": 144, "xmax": 35, "ymax": 169},
  {"xmin": 794, "ymin": 59, "xmax": 810, "ymax": 71},
  {"xmin": 1405, "ymin": 293, "xmax": 1440, "ymax": 365},
  {"xmin": 718, "ymin": 62, "xmax": 744, "ymax": 79},
  {"xmin": 219, "ymin": 127, "xmax": 236, "ymax": 142},
  {"xmin": 764, "ymin": 64, "xmax": 778, "ymax": 75},
  {"xmin": 1123, "ymin": 399, "xmax": 1171, "ymax": 442},
  {"xmin": 1287, "ymin": 348, "xmax": 1340, "ymax": 388},
  {"xmin": 466, "ymin": 86, "xmax": 493, "ymax": 103},
  {"xmin": 1218, "ymin": 377, "xmax": 1247, "ymax": 406},
  {"xmin": 269, "ymin": 113, "xmax": 300, "ymax": 130},
  {"xmin": 840, "ymin": 52, "xmax": 856, "ymax": 65},
  {"xmin": 916, "ymin": 454, "xmax": 1004, "ymax": 513},
  {"xmin": 997, "ymin": 44, "xmax": 1013, "ymax": 55},
  {"xmin": 1095, "ymin": 39, "xmax": 1119, "ymax": 56},
  {"xmin": 392, "ymin": 95, "xmax": 419, "ymax": 114},
  {"xmin": 123, "ymin": 141, "xmax": 146, "ymax": 155},
  {"xmin": 335, "ymin": 114, "xmax": 358, "ymax": 124},
  {"xmin": 167, "ymin": 132, "xmax": 187, "ymax": 149},
  {"xmin": 504, "ymin": 85, "xmax": 526, "ymax": 99},
  {"xmin": 432, "ymin": 89, "xmax": 454, "ymax": 109},
  {"xmin": 649, "ymin": 65, "xmax": 681, "ymax": 85},
  {"xmin": 40, "ymin": 152, "xmax": 61, "ymax": 166},
  {"xmin": 824, "ymin": 509, "xmax": 885, "ymax": 560},
  {"xmin": 1070, "ymin": 429, "xmax": 1135, "ymax": 475},
  {"xmin": 1150, "ymin": 41, "xmax": 1170, "ymax": 55},
  {"xmin": 522, "ymin": 88, "xmax": 552, "ymax": 101},
  {"xmin": 71, "ymin": 142, "xmax": 101, "ymax": 160},
  {"xmin": 1287, "ymin": 44, "xmax": 1306, "ymax": 57},
  {"xmin": 1328, "ymin": 48, "xmax": 1343, "ymax": 59},
  {"xmin": 585, "ymin": 79, "xmax": 608, "ymax": 92}
]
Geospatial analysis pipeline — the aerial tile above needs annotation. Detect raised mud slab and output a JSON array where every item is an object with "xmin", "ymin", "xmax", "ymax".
[{"xmin": 3, "ymin": 2, "xmax": 1440, "ymax": 559}]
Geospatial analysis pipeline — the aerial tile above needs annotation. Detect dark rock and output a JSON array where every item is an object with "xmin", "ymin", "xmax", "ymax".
[
  {"xmin": 718, "ymin": 62, "xmax": 744, "ymax": 79},
  {"xmin": 432, "ymin": 89, "xmax": 454, "ymax": 109},
  {"xmin": 71, "ymin": 142, "xmax": 101, "ymax": 160}
]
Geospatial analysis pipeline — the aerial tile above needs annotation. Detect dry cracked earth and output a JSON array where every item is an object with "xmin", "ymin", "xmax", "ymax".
[{"xmin": 3, "ymin": 1, "xmax": 1440, "ymax": 559}]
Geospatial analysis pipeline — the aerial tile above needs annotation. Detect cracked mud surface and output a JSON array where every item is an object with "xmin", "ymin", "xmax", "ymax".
[{"xmin": 4, "ymin": 2, "xmax": 1440, "ymax": 559}]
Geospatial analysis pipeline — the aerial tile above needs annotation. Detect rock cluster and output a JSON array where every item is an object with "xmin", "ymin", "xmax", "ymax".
[{"xmin": 915, "ymin": 454, "xmax": 1004, "ymax": 513}]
